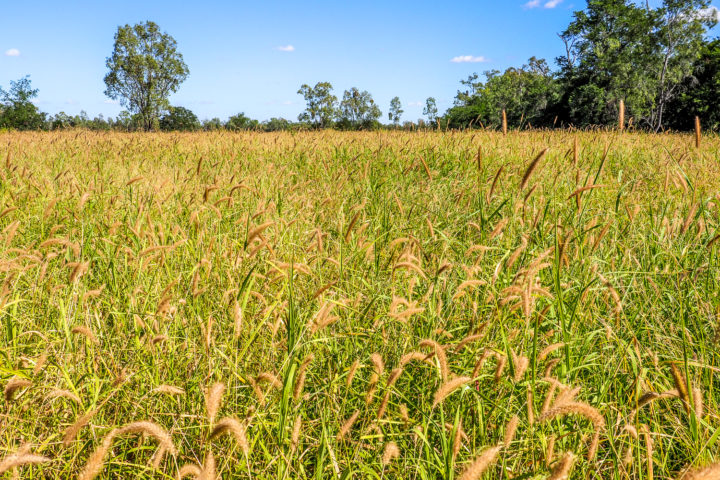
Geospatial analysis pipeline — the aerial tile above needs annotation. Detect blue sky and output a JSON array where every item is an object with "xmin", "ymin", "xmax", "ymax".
[{"xmin": 1, "ymin": 0, "xmax": 718, "ymax": 122}]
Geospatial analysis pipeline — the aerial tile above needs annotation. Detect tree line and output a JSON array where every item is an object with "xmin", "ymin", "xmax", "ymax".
[
  {"xmin": 2, "ymin": 0, "xmax": 720, "ymax": 132},
  {"xmin": 0, "ymin": 74, "xmax": 436, "ymax": 132},
  {"xmin": 446, "ymin": 0, "xmax": 720, "ymax": 131}
]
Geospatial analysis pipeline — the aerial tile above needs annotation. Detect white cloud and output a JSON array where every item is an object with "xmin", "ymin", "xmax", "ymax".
[
  {"xmin": 407, "ymin": 101, "xmax": 423, "ymax": 107},
  {"xmin": 450, "ymin": 55, "xmax": 487, "ymax": 63},
  {"xmin": 697, "ymin": 7, "xmax": 720, "ymax": 21},
  {"xmin": 275, "ymin": 45, "xmax": 295, "ymax": 52},
  {"xmin": 4, "ymin": 48, "xmax": 20, "ymax": 57},
  {"xmin": 544, "ymin": 0, "xmax": 562, "ymax": 8},
  {"xmin": 524, "ymin": 0, "xmax": 541, "ymax": 8},
  {"xmin": 103, "ymin": 99, "xmax": 118, "ymax": 105}
]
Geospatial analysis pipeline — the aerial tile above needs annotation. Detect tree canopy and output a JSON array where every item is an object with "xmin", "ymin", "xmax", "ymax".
[
  {"xmin": 388, "ymin": 96, "xmax": 403, "ymax": 125},
  {"xmin": 297, "ymin": 82, "xmax": 338, "ymax": 128},
  {"xmin": 0, "ymin": 76, "xmax": 46, "ymax": 130},
  {"xmin": 104, "ymin": 21, "xmax": 189, "ymax": 131},
  {"xmin": 446, "ymin": 0, "xmax": 718, "ymax": 131},
  {"xmin": 159, "ymin": 106, "xmax": 200, "ymax": 131},
  {"xmin": 337, "ymin": 88, "xmax": 382, "ymax": 129}
]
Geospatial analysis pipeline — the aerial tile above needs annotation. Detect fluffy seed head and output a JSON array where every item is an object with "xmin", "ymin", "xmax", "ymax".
[
  {"xmin": 458, "ymin": 445, "xmax": 501, "ymax": 480},
  {"xmin": 433, "ymin": 376, "xmax": 471, "ymax": 407},
  {"xmin": 210, "ymin": 417, "xmax": 249, "ymax": 455},
  {"xmin": 205, "ymin": 382, "xmax": 226, "ymax": 425},
  {"xmin": 4, "ymin": 377, "xmax": 31, "ymax": 401},
  {"xmin": 382, "ymin": 442, "xmax": 400, "ymax": 465}
]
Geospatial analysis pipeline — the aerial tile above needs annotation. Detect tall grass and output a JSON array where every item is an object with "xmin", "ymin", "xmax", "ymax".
[{"xmin": 0, "ymin": 129, "xmax": 719, "ymax": 479}]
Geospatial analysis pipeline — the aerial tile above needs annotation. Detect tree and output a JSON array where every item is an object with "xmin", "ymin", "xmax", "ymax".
[
  {"xmin": 423, "ymin": 97, "xmax": 438, "ymax": 125},
  {"xmin": 263, "ymin": 117, "xmax": 292, "ymax": 131},
  {"xmin": 297, "ymin": 82, "xmax": 338, "ymax": 128},
  {"xmin": 651, "ymin": 0, "xmax": 716, "ymax": 130},
  {"xmin": 159, "ymin": 106, "xmax": 200, "ymax": 131},
  {"xmin": 337, "ymin": 88, "xmax": 381, "ymax": 129},
  {"xmin": 0, "ymin": 76, "xmax": 46, "ymax": 130},
  {"xmin": 104, "ymin": 21, "xmax": 189, "ymax": 131},
  {"xmin": 226, "ymin": 112, "xmax": 259, "ymax": 131},
  {"xmin": 667, "ymin": 38, "xmax": 720, "ymax": 131},
  {"xmin": 557, "ymin": 0, "xmax": 714, "ymax": 129},
  {"xmin": 116, "ymin": 110, "xmax": 143, "ymax": 131},
  {"xmin": 445, "ymin": 58, "xmax": 560, "ymax": 129},
  {"xmin": 202, "ymin": 118, "xmax": 223, "ymax": 131},
  {"xmin": 388, "ymin": 96, "xmax": 403, "ymax": 125}
]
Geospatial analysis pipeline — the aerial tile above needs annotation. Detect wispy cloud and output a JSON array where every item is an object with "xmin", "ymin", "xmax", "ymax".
[
  {"xmin": 523, "ymin": 0, "xmax": 541, "ymax": 8},
  {"xmin": 103, "ymin": 99, "xmax": 118, "ymax": 105},
  {"xmin": 450, "ymin": 55, "xmax": 487, "ymax": 63},
  {"xmin": 275, "ymin": 45, "xmax": 295, "ymax": 52},
  {"xmin": 4, "ymin": 48, "xmax": 20, "ymax": 57},
  {"xmin": 407, "ymin": 101, "xmax": 423, "ymax": 107},
  {"xmin": 543, "ymin": 0, "xmax": 562, "ymax": 8}
]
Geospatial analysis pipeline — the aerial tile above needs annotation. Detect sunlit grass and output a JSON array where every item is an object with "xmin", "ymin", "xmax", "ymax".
[{"xmin": 1, "ymin": 129, "xmax": 719, "ymax": 479}]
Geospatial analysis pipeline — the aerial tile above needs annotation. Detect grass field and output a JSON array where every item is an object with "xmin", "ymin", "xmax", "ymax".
[{"xmin": 1, "ymin": 129, "xmax": 720, "ymax": 479}]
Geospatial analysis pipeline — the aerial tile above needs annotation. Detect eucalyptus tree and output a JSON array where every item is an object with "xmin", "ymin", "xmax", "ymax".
[{"xmin": 104, "ymin": 21, "xmax": 189, "ymax": 131}]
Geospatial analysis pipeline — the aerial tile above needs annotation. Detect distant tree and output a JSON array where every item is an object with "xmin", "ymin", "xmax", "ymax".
[
  {"xmin": 226, "ymin": 112, "xmax": 260, "ymax": 131},
  {"xmin": 423, "ymin": 97, "xmax": 438, "ymax": 125},
  {"xmin": 159, "ymin": 106, "xmax": 200, "ymax": 131},
  {"xmin": 202, "ymin": 118, "xmax": 223, "ymax": 131},
  {"xmin": 388, "ymin": 96, "xmax": 403, "ymax": 125},
  {"xmin": 115, "ymin": 111, "xmax": 144, "ymax": 131},
  {"xmin": 297, "ymin": 82, "xmax": 338, "ymax": 128},
  {"xmin": 445, "ymin": 57, "xmax": 560, "ymax": 129},
  {"xmin": 0, "ymin": 76, "xmax": 46, "ymax": 130},
  {"xmin": 75, "ymin": 110, "xmax": 90, "ymax": 128},
  {"xmin": 337, "ymin": 88, "xmax": 381, "ymax": 129},
  {"xmin": 263, "ymin": 117, "xmax": 292, "ymax": 131},
  {"xmin": 89, "ymin": 114, "xmax": 111, "ymax": 131},
  {"xmin": 104, "ymin": 21, "xmax": 189, "ymax": 131},
  {"xmin": 50, "ymin": 111, "xmax": 72, "ymax": 130}
]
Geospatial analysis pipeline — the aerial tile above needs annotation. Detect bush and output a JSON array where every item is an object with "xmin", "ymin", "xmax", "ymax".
[{"xmin": 160, "ymin": 106, "xmax": 200, "ymax": 131}]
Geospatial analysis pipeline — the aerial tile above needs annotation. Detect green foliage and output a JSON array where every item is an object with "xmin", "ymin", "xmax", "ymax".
[
  {"xmin": 0, "ymin": 76, "xmax": 46, "ymax": 130},
  {"xmin": 104, "ymin": 21, "xmax": 189, "ymax": 131},
  {"xmin": 115, "ymin": 110, "xmax": 144, "ymax": 131},
  {"xmin": 226, "ymin": 112, "xmax": 260, "ymax": 131},
  {"xmin": 297, "ymin": 82, "xmax": 338, "ymax": 128},
  {"xmin": 423, "ymin": 97, "xmax": 438, "ymax": 124},
  {"xmin": 202, "ymin": 117, "xmax": 223, "ymax": 131},
  {"xmin": 557, "ymin": 0, "xmax": 715, "ymax": 129},
  {"xmin": 262, "ymin": 117, "xmax": 293, "ymax": 132},
  {"xmin": 446, "ymin": 58, "xmax": 560, "ymax": 129},
  {"xmin": 667, "ymin": 38, "xmax": 720, "ymax": 131},
  {"xmin": 50, "ymin": 111, "xmax": 112, "ymax": 130},
  {"xmin": 159, "ymin": 106, "xmax": 200, "ymax": 131},
  {"xmin": 388, "ymin": 96, "xmax": 403, "ymax": 125},
  {"xmin": 337, "ymin": 88, "xmax": 381, "ymax": 130}
]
